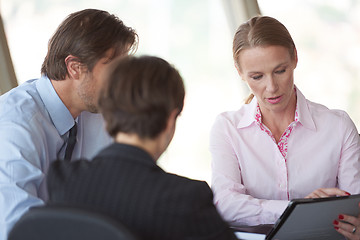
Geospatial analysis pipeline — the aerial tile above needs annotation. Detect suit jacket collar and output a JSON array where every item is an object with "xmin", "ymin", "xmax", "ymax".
[{"xmin": 95, "ymin": 143, "xmax": 158, "ymax": 167}]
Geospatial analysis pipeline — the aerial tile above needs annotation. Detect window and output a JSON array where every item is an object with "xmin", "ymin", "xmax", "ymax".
[
  {"xmin": 1, "ymin": 0, "xmax": 245, "ymax": 182},
  {"xmin": 258, "ymin": 0, "xmax": 360, "ymax": 129}
]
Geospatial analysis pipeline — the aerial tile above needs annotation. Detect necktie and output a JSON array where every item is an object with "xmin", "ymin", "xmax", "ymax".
[{"xmin": 64, "ymin": 123, "xmax": 77, "ymax": 161}]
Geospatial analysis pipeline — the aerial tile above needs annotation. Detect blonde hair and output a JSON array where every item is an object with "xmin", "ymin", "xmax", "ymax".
[{"xmin": 233, "ymin": 16, "xmax": 296, "ymax": 104}]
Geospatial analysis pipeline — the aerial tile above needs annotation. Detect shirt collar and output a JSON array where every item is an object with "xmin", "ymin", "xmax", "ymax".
[
  {"xmin": 295, "ymin": 86, "xmax": 316, "ymax": 131},
  {"xmin": 36, "ymin": 75, "xmax": 75, "ymax": 136},
  {"xmin": 236, "ymin": 85, "xmax": 316, "ymax": 131},
  {"xmin": 97, "ymin": 143, "xmax": 158, "ymax": 167},
  {"xmin": 237, "ymin": 96, "xmax": 258, "ymax": 129}
]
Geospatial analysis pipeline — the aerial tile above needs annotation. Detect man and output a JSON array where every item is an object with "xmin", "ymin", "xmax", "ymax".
[
  {"xmin": 47, "ymin": 56, "xmax": 237, "ymax": 239},
  {"xmin": 0, "ymin": 9, "xmax": 137, "ymax": 239}
]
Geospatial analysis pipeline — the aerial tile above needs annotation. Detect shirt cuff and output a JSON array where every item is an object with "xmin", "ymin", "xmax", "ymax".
[{"xmin": 261, "ymin": 199, "xmax": 289, "ymax": 223}]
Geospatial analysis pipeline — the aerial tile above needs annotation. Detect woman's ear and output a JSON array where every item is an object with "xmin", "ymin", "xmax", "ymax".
[
  {"xmin": 234, "ymin": 63, "xmax": 245, "ymax": 80},
  {"xmin": 65, "ymin": 55, "xmax": 82, "ymax": 80},
  {"xmin": 293, "ymin": 47, "xmax": 298, "ymax": 69}
]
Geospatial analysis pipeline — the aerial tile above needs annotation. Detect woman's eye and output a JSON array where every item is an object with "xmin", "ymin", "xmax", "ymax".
[
  {"xmin": 252, "ymin": 75, "xmax": 263, "ymax": 80},
  {"xmin": 275, "ymin": 69, "xmax": 286, "ymax": 74}
]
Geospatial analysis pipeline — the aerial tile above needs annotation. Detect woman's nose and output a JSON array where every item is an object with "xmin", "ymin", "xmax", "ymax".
[{"xmin": 266, "ymin": 76, "xmax": 278, "ymax": 93}]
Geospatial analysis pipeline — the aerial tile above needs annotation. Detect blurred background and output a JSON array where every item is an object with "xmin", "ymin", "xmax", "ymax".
[{"xmin": 1, "ymin": 0, "xmax": 359, "ymax": 183}]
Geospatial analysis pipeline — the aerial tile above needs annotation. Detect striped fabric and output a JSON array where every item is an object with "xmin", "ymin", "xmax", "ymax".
[{"xmin": 47, "ymin": 143, "xmax": 237, "ymax": 240}]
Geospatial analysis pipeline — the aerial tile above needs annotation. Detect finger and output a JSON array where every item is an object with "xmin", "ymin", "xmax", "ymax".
[
  {"xmin": 334, "ymin": 218, "xmax": 356, "ymax": 233},
  {"xmin": 305, "ymin": 192, "xmax": 322, "ymax": 199},
  {"xmin": 306, "ymin": 188, "xmax": 350, "ymax": 199},
  {"xmin": 334, "ymin": 217, "xmax": 360, "ymax": 240},
  {"xmin": 335, "ymin": 227, "xmax": 357, "ymax": 240},
  {"xmin": 316, "ymin": 189, "xmax": 332, "ymax": 198},
  {"xmin": 307, "ymin": 189, "xmax": 332, "ymax": 198},
  {"xmin": 319, "ymin": 188, "xmax": 350, "ymax": 197},
  {"xmin": 339, "ymin": 214, "xmax": 360, "ymax": 228}
]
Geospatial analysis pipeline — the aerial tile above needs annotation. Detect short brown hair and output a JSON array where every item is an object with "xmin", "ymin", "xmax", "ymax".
[
  {"xmin": 98, "ymin": 56, "xmax": 185, "ymax": 139},
  {"xmin": 41, "ymin": 9, "xmax": 138, "ymax": 80}
]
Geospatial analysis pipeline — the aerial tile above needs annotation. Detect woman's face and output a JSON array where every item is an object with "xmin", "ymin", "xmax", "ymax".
[{"xmin": 237, "ymin": 45, "xmax": 297, "ymax": 115}]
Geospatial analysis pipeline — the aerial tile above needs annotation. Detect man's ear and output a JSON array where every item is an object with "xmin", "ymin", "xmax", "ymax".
[
  {"xmin": 65, "ymin": 55, "xmax": 82, "ymax": 80},
  {"xmin": 166, "ymin": 109, "xmax": 179, "ymax": 132},
  {"xmin": 161, "ymin": 109, "xmax": 180, "ymax": 146}
]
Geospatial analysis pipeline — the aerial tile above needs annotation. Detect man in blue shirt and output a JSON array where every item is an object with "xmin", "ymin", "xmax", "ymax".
[
  {"xmin": 0, "ymin": 9, "xmax": 138, "ymax": 239},
  {"xmin": 47, "ymin": 55, "xmax": 238, "ymax": 240}
]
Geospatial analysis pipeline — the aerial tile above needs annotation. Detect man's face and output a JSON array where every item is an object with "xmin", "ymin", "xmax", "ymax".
[{"xmin": 77, "ymin": 50, "xmax": 121, "ymax": 113}]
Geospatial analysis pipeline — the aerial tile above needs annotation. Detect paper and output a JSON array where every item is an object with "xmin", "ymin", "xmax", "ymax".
[{"xmin": 235, "ymin": 231, "xmax": 266, "ymax": 240}]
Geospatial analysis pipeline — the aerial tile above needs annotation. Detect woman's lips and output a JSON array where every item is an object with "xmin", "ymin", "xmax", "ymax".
[{"xmin": 267, "ymin": 95, "xmax": 282, "ymax": 104}]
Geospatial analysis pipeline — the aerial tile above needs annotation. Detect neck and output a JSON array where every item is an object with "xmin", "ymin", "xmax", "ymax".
[
  {"xmin": 115, "ymin": 133, "xmax": 162, "ymax": 161},
  {"xmin": 260, "ymin": 93, "xmax": 297, "ymax": 143},
  {"xmin": 51, "ymin": 78, "xmax": 82, "ymax": 119}
]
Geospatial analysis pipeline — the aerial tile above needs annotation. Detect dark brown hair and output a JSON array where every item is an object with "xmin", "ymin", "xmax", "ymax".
[
  {"xmin": 41, "ymin": 9, "xmax": 138, "ymax": 80},
  {"xmin": 233, "ymin": 16, "xmax": 296, "ymax": 103},
  {"xmin": 98, "ymin": 56, "xmax": 185, "ymax": 139}
]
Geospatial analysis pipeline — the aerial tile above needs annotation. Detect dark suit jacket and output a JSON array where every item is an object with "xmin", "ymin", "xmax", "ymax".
[{"xmin": 47, "ymin": 143, "xmax": 237, "ymax": 240}]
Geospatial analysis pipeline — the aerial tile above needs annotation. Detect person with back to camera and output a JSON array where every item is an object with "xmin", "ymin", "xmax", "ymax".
[
  {"xmin": 46, "ymin": 55, "xmax": 238, "ymax": 240},
  {"xmin": 209, "ymin": 15, "xmax": 360, "ymax": 239},
  {"xmin": 0, "ymin": 9, "xmax": 137, "ymax": 239}
]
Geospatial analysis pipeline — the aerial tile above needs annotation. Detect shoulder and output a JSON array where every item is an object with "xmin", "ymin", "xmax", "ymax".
[
  {"xmin": 299, "ymin": 94, "xmax": 357, "ymax": 136},
  {"xmin": 49, "ymin": 159, "xmax": 93, "ymax": 176},
  {"xmin": 0, "ymin": 79, "xmax": 56, "ymax": 145},
  {"xmin": 297, "ymin": 87, "xmax": 350, "ymax": 121},
  {"xmin": 0, "ymin": 79, "xmax": 44, "ymax": 122},
  {"xmin": 211, "ymin": 103, "xmax": 256, "ymax": 141},
  {"xmin": 218, "ymin": 103, "xmax": 252, "ymax": 121},
  {"xmin": 306, "ymin": 99, "xmax": 353, "ymax": 122},
  {"xmin": 213, "ymin": 97, "xmax": 257, "ymax": 129},
  {"xmin": 155, "ymin": 174, "xmax": 235, "ymax": 238},
  {"xmin": 213, "ymin": 106, "xmax": 249, "ymax": 128},
  {"xmin": 47, "ymin": 159, "xmax": 100, "ymax": 203},
  {"xmin": 294, "ymin": 87, "xmax": 356, "ymax": 135},
  {"xmin": 215, "ymin": 110, "xmax": 238, "ymax": 125},
  {"xmin": 157, "ymin": 173, "xmax": 214, "ymax": 206},
  {"xmin": 0, "ymin": 81, "xmax": 54, "ymax": 155},
  {"xmin": 47, "ymin": 159, "xmax": 92, "ymax": 190}
]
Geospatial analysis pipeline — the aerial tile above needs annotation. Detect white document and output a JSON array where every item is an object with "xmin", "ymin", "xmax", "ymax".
[{"xmin": 235, "ymin": 231, "xmax": 265, "ymax": 240}]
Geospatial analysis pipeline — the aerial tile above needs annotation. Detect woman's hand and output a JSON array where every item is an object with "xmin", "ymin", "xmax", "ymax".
[
  {"xmin": 333, "ymin": 202, "xmax": 360, "ymax": 240},
  {"xmin": 305, "ymin": 188, "xmax": 350, "ymax": 198}
]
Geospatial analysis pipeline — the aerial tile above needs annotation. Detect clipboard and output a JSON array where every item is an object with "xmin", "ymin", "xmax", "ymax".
[{"xmin": 265, "ymin": 194, "xmax": 360, "ymax": 240}]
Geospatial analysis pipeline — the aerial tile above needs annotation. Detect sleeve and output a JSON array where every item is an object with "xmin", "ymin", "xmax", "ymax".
[
  {"xmin": 184, "ymin": 181, "xmax": 238, "ymax": 240},
  {"xmin": 0, "ymin": 121, "xmax": 46, "ymax": 240},
  {"xmin": 337, "ymin": 111, "xmax": 360, "ymax": 194},
  {"xmin": 209, "ymin": 114, "xmax": 288, "ymax": 227}
]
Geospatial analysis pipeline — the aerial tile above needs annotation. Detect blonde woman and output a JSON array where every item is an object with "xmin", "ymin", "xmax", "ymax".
[{"xmin": 210, "ymin": 16, "xmax": 360, "ymax": 239}]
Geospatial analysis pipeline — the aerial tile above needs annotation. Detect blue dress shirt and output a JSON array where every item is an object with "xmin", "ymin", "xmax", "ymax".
[{"xmin": 0, "ymin": 76, "xmax": 112, "ymax": 239}]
